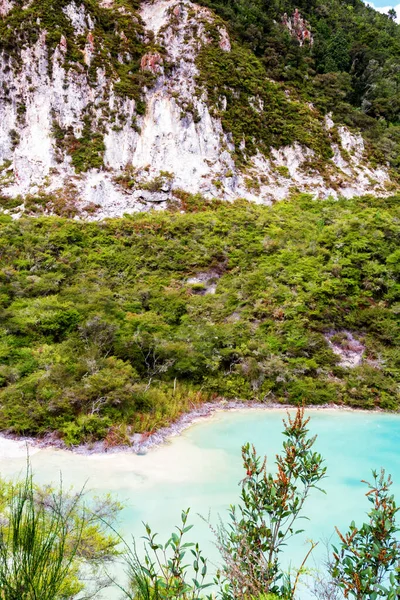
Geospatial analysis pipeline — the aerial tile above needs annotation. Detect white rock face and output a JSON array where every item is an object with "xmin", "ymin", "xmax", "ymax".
[
  {"xmin": 0, "ymin": 0, "xmax": 395, "ymax": 218},
  {"xmin": 62, "ymin": 2, "xmax": 93, "ymax": 35},
  {"xmin": 326, "ymin": 331, "xmax": 365, "ymax": 368},
  {"xmin": 187, "ymin": 269, "xmax": 220, "ymax": 295},
  {"xmin": 130, "ymin": 0, "xmax": 237, "ymax": 198},
  {"xmin": 0, "ymin": 3, "xmax": 139, "ymax": 216},
  {"xmin": 0, "ymin": 0, "xmax": 14, "ymax": 17}
]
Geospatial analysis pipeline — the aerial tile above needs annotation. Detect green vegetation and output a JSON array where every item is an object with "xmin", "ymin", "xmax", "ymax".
[
  {"xmin": 331, "ymin": 469, "xmax": 400, "ymax": 599},
  {"xmin": 196, "ymin": 40, "xmax": 333, "ymax": 165},
  {"xmin": 0, "ymin": 465, "xmax": 121, "ymax": 599},
  {"xmin": 0, "ymin": 194, "xmax": 399, "ymax": 444},
  {"xmin": 70, "ymin": 125, "xmax": 106, "ymax": 174},
  {"xmin": 214, "ymin": 409, "xmax": 326, "ymax": 599},
  {"xmin": 122, "ymin": 509, "xmax": 213, "ymax": 599},
  {"xmin": 53, "ymin": 118, "xmax": 106, "ymax": 173},
  {"xmin": 197, "ymin": 0, "xmax": 400, "ymax": 170}
]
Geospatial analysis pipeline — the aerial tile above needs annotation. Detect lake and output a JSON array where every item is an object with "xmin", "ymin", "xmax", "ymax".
[{"xmin": 0, "ymin": 408, "xmax": 399, "ymax": 598}]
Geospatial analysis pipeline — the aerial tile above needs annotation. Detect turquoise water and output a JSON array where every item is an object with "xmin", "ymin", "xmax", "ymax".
[{"xmin": 0, "ymin": 408, "xmax": 399, "ymax": 597}]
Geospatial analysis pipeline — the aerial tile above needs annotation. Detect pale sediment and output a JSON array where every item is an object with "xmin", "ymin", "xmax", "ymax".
[{"xmin": 0, "ymin": 399, "xmax": 390, "ymax": 458}]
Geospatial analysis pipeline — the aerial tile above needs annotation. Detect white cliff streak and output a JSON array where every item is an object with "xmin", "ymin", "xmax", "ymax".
[
  {"xmin": 0, "ymin": 0, "xmax": 394, "ymax": 218},
  {"xmin": 0, "ymin": 0, "xmax": 14, "ymax": 17}
]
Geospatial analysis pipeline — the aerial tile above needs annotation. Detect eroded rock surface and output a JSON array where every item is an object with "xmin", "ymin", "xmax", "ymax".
[
  {"xmin": 0, "ymin": 0, "xmax": 395, "ymax": 218},
  {"xmin": 326, "ymin": 331, "xmax": 374, "ymax": 369}
]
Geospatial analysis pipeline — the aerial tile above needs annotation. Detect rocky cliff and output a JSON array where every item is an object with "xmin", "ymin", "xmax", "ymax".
[{"xmin": 0, "ymin": 0, "xmax": 395, "ymax": 218}]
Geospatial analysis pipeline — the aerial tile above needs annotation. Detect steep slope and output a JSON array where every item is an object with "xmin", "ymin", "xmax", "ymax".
[
  {"xmin": 0, "ymin": 194, "xmax": 399, "ymax": 443},
  {"xmin": 0, "ymin": 0, "xmax": 396, "ymax": 218}
]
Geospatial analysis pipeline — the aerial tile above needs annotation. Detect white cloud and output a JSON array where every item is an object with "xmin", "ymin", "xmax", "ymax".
[{"xmin": 366, "ymin": 2, "xmax": 400, "ymax": 22}]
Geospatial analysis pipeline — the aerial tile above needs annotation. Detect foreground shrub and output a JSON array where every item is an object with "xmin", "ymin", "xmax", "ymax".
[
  {"xmin": 118, "ymin": 509, "xmax": 212, "ymax": 600},
  {"xmin": 124, "ymin": 408, "xmax": 400, "ymax": 600},
  {"xmin": 0, "ymin": 466, "xmax": 121, "ymax": 599},
  {"xmin": 215, "ymin": 407, "xmax": 325, "ymax": 599},
  {"xmin": 330, "ymin": 469, "xmax": 400, "ymax": 599}
]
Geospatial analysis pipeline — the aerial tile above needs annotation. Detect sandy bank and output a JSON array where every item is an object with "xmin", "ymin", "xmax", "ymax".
[{"xmin": 0, "ymin": 400, "xmax": 393, "ymax": 459}]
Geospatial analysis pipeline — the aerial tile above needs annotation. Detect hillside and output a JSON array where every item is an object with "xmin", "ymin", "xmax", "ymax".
[
  {"xmin": 1, "ymin": 1, "xmax": 400, "ymax": 445},
  {"xmin": 0, "ymin": 194, "xmax": 399, "ymax": 445},
  {"xmin": 0, "ymin": 0, "xmax": 399, "ymax": 217}
]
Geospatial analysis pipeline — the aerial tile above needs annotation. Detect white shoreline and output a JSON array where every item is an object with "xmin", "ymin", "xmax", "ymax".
[{"xmin": 0, "ymin": 400, "xmax": 397, "ymax": 458}]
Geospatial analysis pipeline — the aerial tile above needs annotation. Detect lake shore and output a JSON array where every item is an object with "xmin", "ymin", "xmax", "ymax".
[{"xmin": 0, "ymin": 399, "xmax": 394, "ymax": 458}]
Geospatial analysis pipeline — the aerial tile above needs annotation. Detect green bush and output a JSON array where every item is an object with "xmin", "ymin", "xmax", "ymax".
[
  {"xmin": 0, "ymin": 466, "xmax": 121, "ymax": 599},
  {"xmin": 0, "ymin": 194, "xmax": 398, "ymax": 441}
]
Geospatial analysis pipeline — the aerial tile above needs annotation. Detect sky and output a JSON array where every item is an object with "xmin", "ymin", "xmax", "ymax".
[{"xmin": 366, "ymin": 0, "xmax": 400, "ymax": 22}]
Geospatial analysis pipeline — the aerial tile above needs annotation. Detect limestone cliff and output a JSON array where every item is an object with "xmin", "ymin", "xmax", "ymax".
[{"xmin": 0, "ymin": 0, "xmax": 395, "ymax": 218}]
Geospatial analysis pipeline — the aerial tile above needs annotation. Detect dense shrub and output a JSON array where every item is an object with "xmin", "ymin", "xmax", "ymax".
[
  {"xmin": 197, "ymin": 0, "xmax": 400, "ymax": 168},
  {"xmin": 0, "ymin": 194, "xmax": 399, "ymax": 442}
]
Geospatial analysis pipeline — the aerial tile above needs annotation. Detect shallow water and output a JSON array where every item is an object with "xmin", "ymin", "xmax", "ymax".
[{"xmin": 0, "ymin": 408, "xmax": 399, "ymax": 598}]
